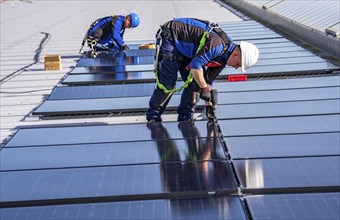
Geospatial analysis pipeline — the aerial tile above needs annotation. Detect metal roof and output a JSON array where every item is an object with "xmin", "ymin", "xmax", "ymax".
[
  {"xmin": 1, "ymin": 0, "xmax": 340, "ymax": 219},
  {"xmin": 244, "ymin": 0, "xmax": 340, "ymax": 34}
]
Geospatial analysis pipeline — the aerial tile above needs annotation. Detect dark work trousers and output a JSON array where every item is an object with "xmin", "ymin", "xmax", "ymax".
[
  {"xmin": 146, "ymin": 39, "xmax": 198, "ymax": 122},
  {"xmin": 89, "ymin": 27, "xmax": 118, "ymax": 51}
]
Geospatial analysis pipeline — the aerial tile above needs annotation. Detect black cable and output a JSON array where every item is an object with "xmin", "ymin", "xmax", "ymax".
[
  {"xmin": 0, "ymin": 89, "xmax": 53, "ymax": 94},
  {"xmin": 0, "ymin": 32, "xmax": 51, "ymax": 84}
]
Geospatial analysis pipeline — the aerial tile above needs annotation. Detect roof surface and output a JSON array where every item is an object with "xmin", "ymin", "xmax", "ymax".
[{"xmin": 1, "ymin": 0, "xmax": 339, "ymax": 219}]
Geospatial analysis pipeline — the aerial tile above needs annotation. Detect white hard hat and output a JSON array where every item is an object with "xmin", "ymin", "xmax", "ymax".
[{"xmin": 240, "ymin": 41, "xmax": 259, "ymax": 72}]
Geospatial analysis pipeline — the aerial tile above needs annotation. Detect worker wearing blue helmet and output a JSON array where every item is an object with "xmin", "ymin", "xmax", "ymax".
[{"xmin": 85, "ymin": 13, "xmax": 140, "ymax": 54}]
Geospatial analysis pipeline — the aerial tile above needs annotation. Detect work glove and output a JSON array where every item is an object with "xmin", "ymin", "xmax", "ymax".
[
  {"xmin": 122, "ymin": 44, "xmax": 130, "ymax": 51},
  {"xmin": 200, "ymin": 86, "xmax": 212, "ymax": 102},
  {"xmin": 205, "ymin": 89, "xmax": 218, "ymax": 120}
]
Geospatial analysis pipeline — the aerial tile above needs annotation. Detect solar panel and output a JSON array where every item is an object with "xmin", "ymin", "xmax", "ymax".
[
  {"xmin": 213, "ymin": 76, "xmax": 340, "ymax": 92},
  {"xmin": 5, "ymin": 121, "xmax": 219, "ymax": 147},
  {"xmin": 233, "ymin": 156, "xmax": 340, "ymax": 191},
  {"xmin": 218, "ymin": 115, "xmax": 340, "ymax": 137},
  {"xmin": 64, "ymin": 67, "xmax": 339, "ymax": 86},
  {"xmin": 1, "ymin": 196, "xmax": 246, "ymax": 220},
  {"xmin": 34, "ymin": 86, "xmax": 339, "ymax": 116},
  {"xmin": 0, "ymin": 161, "xmax": 236, "ymax": 203},
  {"xmin": 62, "ymin": 72, "xmax": 155, "ymax": 85},
  {"xmin": 220, "ymin": 62, "xmax": 338, "ymax": 76},
  {"xmin": 246, "ymin": 193, "xmax": 340, "ymax": 220},
  {"xmin": 81, "ymin": 49, "xmax": 155, "ymax": 58},
  {"xmin": 75, "ymin": 62, "xmax": 154, "ymax": 72},
  {"xmin": 76, "ymin": 56, "xmax": 153, "ymax": 67},
  {"xmin": 70, "ymin": 66, "xmax": 154, "ymax": 75},
  {"xmin": 220, "ymin": 86, "xmax": 339, "ymax": 103},
  {"xmin": 48, "ymin": 83, "xmax": 156, "ymax": 100},
  {"xmin": 51, "ymin": 76, "xmax": 340, "ymax": 100},
  {"xmin": 1, "ymin": 138, "xmax": 226, "ymax": 171},
  {"xmin": 226, "ymin": 132, "xmax": 340, "ymax": 159},
  {"xmin": 216, "ymin": 99, "xmax": 340, "ymax": 119},
  {"xmin": 32, "ymin": 95, "xmax": 183, "ymax": 115}
]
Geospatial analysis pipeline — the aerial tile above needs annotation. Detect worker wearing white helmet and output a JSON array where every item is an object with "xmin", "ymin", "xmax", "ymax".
[
  {"xmin": 146, "ymin": 18, "xmax": 259, "ymax": 123},
  {"xmin": 225, "ymin": 41, "xmax": 259, "ymax": 72}
]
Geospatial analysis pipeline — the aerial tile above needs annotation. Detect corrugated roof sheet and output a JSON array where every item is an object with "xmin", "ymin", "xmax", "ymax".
[{"xmin": 244, "ymin": 0, "xmax": 340, "ymax": 36}]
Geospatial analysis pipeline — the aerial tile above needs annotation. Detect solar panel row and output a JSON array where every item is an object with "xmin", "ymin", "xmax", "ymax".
[{"xmin": 1, "ymin": 19, "xmax": 339, "ymax": 220}]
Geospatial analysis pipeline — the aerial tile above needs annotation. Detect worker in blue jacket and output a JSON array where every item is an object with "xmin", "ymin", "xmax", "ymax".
[
  {"xmin": 146, "ymin": 18, "xmax": 259, "ymax": 123},
  {"xmin": 86, "ymin": 13, "xmax": 140, "ymax": 54}
]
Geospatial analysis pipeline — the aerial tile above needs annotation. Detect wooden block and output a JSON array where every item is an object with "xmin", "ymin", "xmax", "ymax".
[
  {"xmin": 44, "ymin": 54, "xmax": 61, "ymax": 62},
  {"xmin": 44, "ymin": 54, "xmax": 62, "ymax": 70},
  {"xmin": 139, "ymin": 43, "xmax": 156, "ymax": 50}
]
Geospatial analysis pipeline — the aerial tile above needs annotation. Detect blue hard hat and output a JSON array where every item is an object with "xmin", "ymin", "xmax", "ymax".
[{"xmin": 130, "ymin": 13, "xmax": 140, "ymax": 28}]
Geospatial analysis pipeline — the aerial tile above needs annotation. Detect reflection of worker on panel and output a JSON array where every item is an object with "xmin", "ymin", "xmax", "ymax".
[
  {"xmin": 147, "ymin": 121, "xmax": 234, "ymax": 216},
  {"xmin": 147, "ymin": 121, "xmax": 231, "ymax": 193}
]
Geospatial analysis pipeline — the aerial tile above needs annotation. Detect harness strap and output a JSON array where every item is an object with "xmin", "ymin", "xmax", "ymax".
[
  {"xmin": 79, "ymin": 16, "xmax": 110, "ymax": 53},
  {"xmin": 153, "ymin": 32, "xmax": 208, "ymax": 94}
]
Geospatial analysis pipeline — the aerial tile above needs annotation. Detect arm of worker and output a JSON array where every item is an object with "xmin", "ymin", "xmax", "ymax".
[
  {"xmin": 112, "ymin": 17, "xmax": 126, "ymax": 49},
  {"xmin": 191, "ymin": 68, "xmax": 212, "ymax": 102},
  {"xmin": 191, "ymin": 68, "xmax": 209, "ymax": 89}
]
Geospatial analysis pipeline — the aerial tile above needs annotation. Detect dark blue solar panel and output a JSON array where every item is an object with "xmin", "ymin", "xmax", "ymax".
[
  {"xmin": 216, "ymin": 99, "xmax": 340, "ymax": 119},
  {"xmin": 0, "ymin": 196, "xmax": 246, "ymax": 220},
  {"xmin": 1, "ymin": 137, "xmax": 225, "ymax": 170},
  {"xmin": 54, "ymin": 76, "xmax": 339, "ymax": 100},
  {"xmin": 233, "ymin": 156, "xmax": 340, "ymax": 190},
  {"xmin": 82, "ymin": 49, "xmax": 155, "ymax": 58},
  {"xmin": 226, "ymin": 132, "xmax": 340, "ymax": 159},
  {"xmin": 35, "ymin": 86, "xmax": 339, "ymax": 115},
  {"xmin": 5, "ymin": 121, "xmax": 218, "ymax": 147},
  {"xmin": 75, "ymin": 63, "xmax": 153, "ymax": 71},
  {"xmin": 0, "ymin": 161, "xmax": 236, "ymax": 202},
  {"xmin": 62, "ymin": 72, "xmax": 155, "ymax": 85},
  {"xmin": 33, "ymin": 95, "xmax": 184, "ymax": 115},
  {"xmin": 48, "ymin": 83, "xmax": 156, "ymax": 100},
  {"xmin": 220, "ymin": 62, "xmax": 338, "ymax": 75},
  {"xmin": 213, "ymin": 76, "xmax": 340, "ymax": 92},
  {"xmin": 246, "ymin": 193, "xmax": 340, "ymax": 220},
  {"xmin": 76, "ymin": 56, "xmax": 153, "ymax": 67},
  {"xmin": 218, "ymin": 115, "xmax": 340, "ymax": 137}
]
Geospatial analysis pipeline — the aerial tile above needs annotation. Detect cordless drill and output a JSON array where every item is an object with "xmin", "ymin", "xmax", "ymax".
[{"xmin": 205, "ymin": 89, "xmax": 218, "ymax": 120}]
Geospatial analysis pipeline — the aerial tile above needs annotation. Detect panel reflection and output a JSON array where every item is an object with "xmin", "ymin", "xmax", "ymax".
[
  {"xmin": 234, "ymin": 160, "xmax": 264, "ymax": 189},
  {"xmin": 146, "ymin": 121, "xmax": 235, "ymax": 192},
  {"xmin": 0, "ymin": 197, "xmax": 246, "ymax": 220},
  {"xmin": 77, "ymin": 50, "xmax": 153, "ymax": 67}
]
